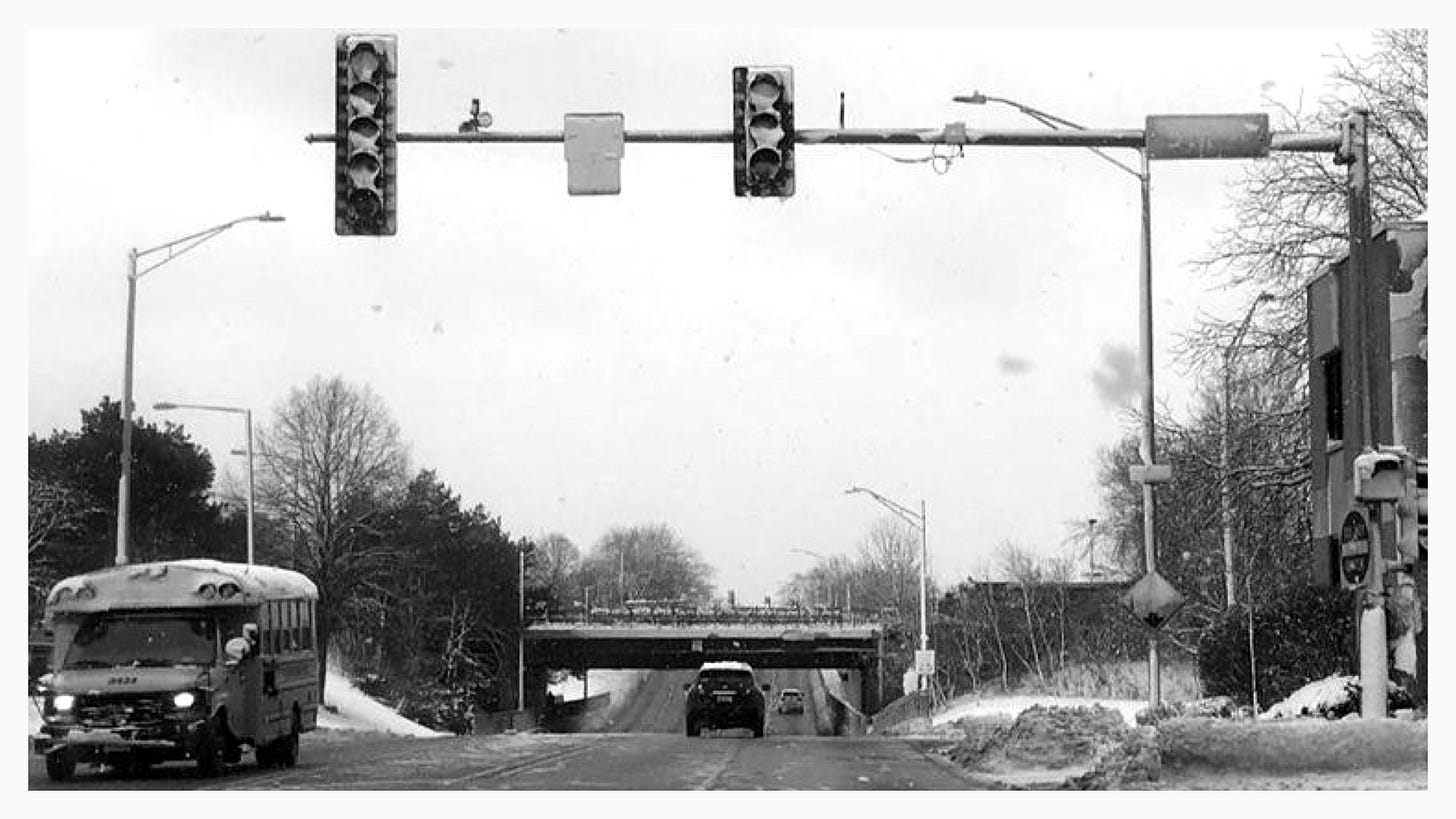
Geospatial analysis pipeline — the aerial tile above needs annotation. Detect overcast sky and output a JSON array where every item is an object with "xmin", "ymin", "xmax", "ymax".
[{"xmin": 26, "ymin": 26, "xmax": 1384, "ymax": 602}]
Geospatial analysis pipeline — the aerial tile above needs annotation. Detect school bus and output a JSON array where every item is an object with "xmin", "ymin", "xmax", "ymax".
[{"xmin": 32, "ymin": 559, "xmax": 320, "ymax": 781}]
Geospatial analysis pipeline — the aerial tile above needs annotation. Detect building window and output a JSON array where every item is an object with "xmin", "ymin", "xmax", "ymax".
[{"xmin": 1323, "ymin": 351, "xmax": 1343, "ymax": 443}]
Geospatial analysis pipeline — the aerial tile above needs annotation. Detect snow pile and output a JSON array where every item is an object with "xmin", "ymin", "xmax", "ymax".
[
  {"xmin": 945, "ymin": 705, "xmax": 1144, "ymax": 786},
  {"xmin": 547, "ymin": 669, "xmax": 650, "ymax": 709},
  {"xmin": 1261, "ymin": 674, "xmax": 1415, "ymax": 720},
  {"xmin": 934, "ymin": 694, "xmax": 1145, "ymax": 727},
  {"xmin": 314, "ymin": 669, "xmax": 444, "ymax": 737}
]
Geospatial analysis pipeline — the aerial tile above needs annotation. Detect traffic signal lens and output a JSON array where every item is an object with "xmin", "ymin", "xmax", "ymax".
[
  {"xmin": 348, "ymin": 117, "xmax": 381, "ymax": 152},
  {"xmin": 348, "ymin": 82, "xmax": 381, "ymax": 116},
  {"xmin": 749, "ymin": 111, "xmax": 782, "ymax": 143},
  {"xmin": 749, "ymin": 148, "xmax": 782, "ymax": 179},
  {"xmin": 346, "ymin": 46, "xmax": 381, "ymax": 81},
  {"xmin": 747, "ymin": 74, "xmax": 782, "ymax": 106},
  {"xmin": 347, "ymin": 153, "xmax": 381, "ymax": 188},
  {"xmin": 348, "ymin": 190, "xmax": 384, "ymax": 220}
]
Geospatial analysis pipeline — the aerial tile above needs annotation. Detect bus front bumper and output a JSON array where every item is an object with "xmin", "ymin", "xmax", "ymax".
[{"xmin": 33, "ymin": 720, "xmax": 207, "ymax": 756}]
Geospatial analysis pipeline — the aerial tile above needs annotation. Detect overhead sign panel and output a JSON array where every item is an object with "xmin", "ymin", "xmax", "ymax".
[
  {"xmin": 564, "ymin": 113, "xmax": 625, "ymax": 196},
  {"xmin": 1146, "ymin": 113, "xmax": 1270, "ymax": 160}
]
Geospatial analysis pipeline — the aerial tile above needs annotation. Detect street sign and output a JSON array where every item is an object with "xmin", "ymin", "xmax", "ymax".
[
  {"xmin": 564, "ymin": 113, "xmax": 625, "ymax": 195},
  {"xmin": 1119, "ymin": 571, "xmax": 1185, "ymax": 629},
  {"xmin": 1146, "ymin": 114, "xmax": 1270, "ymax": 160},
  {"xmin": 1340, "ymin": 509, "xmax": 1372, "ymax": 588},
  {"xmin": 914, "ymin": 649, "xmax": 936, "ymax": 676},
  {"xmin": 1129, "ymin": 464, "xmax": 1173, "ymax": 484}
]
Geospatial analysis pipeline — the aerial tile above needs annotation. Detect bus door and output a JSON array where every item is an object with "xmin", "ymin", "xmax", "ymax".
[
  {"xmin": 259, "ymin": 601, "xmax": 287, "ymax": 739},
  {"xmin": 224, "ymin": 617, "xmax": 263, "ymax": 743}
]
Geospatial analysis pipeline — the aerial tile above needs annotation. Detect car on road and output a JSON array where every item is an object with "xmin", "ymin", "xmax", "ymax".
[
  {"xmin": 684, "ymin": 661, "xmax": 769, "ymax": 738},
  {"xmin": 777, "ymin": 688, "xmax": 804, "ymax": 715}
]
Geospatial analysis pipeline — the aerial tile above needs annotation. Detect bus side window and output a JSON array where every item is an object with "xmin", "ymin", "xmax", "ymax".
[
  {"xmin": 287, "ymin": 601, "xmax": 299, "ymax": 652},
  {"xmin": 302, "ymin": 601, "xmax": 314, "ymax": 650}
]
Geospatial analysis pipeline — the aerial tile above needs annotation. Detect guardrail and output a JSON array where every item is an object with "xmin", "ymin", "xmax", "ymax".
[
  {"xmin": 869, "ymin": 689, "xmax": 933, "ymax": 732},
  {"xmin": 528, "ymin": 609, "xmax": 881, "ymax": 629}
]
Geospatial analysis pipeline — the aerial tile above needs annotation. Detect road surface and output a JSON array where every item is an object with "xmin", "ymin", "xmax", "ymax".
[{"xmin": 28, "ymin": 730, "xmax": 989, "ymax": 790}]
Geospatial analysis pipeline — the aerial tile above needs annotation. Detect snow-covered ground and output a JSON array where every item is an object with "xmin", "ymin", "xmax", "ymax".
[
  {"xmin": 547, "ymin": 669, "xmax": 650, "ymax": 706},
  {"xmin": 27, "ymin": 668, "xmax": 444, "ymax": 739},
  {"xmin": 932, "ymin": 694, "xmax": 1145, "ymax": 727},
  {"xmin": 315, "ymin": 668, "xmax": 445, "ymax": 737}
]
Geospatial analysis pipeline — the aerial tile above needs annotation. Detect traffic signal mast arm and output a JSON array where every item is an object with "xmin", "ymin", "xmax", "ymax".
[{"xmin": 307, "ymin": 125, "xmax": 1339, "ymax": 152}]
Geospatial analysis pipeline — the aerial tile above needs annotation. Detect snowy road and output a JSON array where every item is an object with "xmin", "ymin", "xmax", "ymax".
[{"xmin": 27, "ymin": 731, "xmax": 991, "ymax": 790}]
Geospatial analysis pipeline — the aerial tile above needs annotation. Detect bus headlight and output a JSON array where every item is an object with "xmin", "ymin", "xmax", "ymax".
[
  {"xmin": 52, "ymin": 694, "xmax": 75, "ymax": 712},
  {"xmin": 173, "ymin": 691, "xmax": 196, "ymax": 709}
]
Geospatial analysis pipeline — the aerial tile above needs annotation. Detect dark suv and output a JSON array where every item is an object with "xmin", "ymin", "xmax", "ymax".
[{"xmin": 684, "ymin": 661, "xmax": 768, "ymax": 737}]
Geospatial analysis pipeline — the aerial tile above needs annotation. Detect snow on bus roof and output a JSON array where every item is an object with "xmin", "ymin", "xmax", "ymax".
[{"xmin": 47, "ymin": 559, "xmax": 317, "ymax": 612}]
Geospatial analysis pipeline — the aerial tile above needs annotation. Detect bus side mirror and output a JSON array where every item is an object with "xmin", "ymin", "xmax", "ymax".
[{"xmin": 225, "ymin": 636, "xmax": 252, "ymax": 667}]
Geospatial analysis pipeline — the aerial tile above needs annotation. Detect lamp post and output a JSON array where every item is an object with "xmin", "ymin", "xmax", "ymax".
[
  {"xmin": 1220, "ymin": 293, "xmax": 1275, "ymax": 609},
  {"xmin": 116, "ymin": 212, "xmax": 285, "ymax": 566},
  {"xmin": 519, "ymin": 544, "xmax": 526, "ymax": 712},
  {"xmin": 845, "ymin": 486, "xmax": 929, "ymax": 655},
  {"xmin": 954, "ymin": 91, "xmax": 1162, "ymax": 709},
  {"xmin": 153, "ymin": 402, "xmax": 256, "ymax": 565}
]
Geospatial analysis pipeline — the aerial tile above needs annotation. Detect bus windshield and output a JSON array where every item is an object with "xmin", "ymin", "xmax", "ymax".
[{"xmin": 63, "ymin": 613, "xmax": 217, "ymax": 669}]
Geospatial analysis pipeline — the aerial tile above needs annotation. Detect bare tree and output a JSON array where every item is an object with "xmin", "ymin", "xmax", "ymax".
[
  {"xmin": 578, "ymin": 523, "xmax": 714, "ymax": 605},
  {"xmin": 254, "ymin": 375, "xmax": 410, "ymax": 696}
]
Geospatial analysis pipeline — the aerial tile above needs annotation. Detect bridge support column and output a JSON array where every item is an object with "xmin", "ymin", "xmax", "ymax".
[{"xmin": 861, "ymin": 655, "xmax": 883, "ymax": 715}]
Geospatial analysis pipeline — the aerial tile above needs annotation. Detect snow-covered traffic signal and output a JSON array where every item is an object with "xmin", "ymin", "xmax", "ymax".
[
  {"xmin": 335, "ymin": 34, "xmax": 397, "ymax": 236},
  {"xmin": 733, "ymin": 66, "xmax": 795, "ymax": 197}
]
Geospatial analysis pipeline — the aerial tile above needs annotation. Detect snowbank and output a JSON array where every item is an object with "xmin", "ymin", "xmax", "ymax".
[
  {"xmin": 933, "ymin": 694, "xmax": 1145, "ymax": 727},
  {"xmin": 316, "ymin": 668, "xmax": 445, "ymax": 737},
  {"xmin": 548, "ymin": 669, "xmax": 650, "ymax": 708}
]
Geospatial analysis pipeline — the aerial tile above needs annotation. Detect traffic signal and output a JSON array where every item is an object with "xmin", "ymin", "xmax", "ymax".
[
  {"xmin": 335, "ymin": 34, "xmax": 397, "ymax": 236},
  {"xmin": 733, "ymin": 66, "xmax": 795, "ymax": 197},
  {"xmin": 1394, "ymin": 456, "xmax": 1426, "ymax": 564}
]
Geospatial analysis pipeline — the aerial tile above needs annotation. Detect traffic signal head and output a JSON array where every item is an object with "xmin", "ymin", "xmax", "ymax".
[
  {"xmin": 733, "ymin": 66, "xmax": 795, "ymax": 197},
  {"xmin": 335, "ymin": 34, "xmax": 397, "ymax": 236}
]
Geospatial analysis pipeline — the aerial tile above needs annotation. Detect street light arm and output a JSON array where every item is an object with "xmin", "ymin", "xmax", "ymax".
[
  {"xmin": 133, "ymin": 212, "xmax": 284, "ymax": 279},
  {"xmin": 845, "ymin": 486, "xmax": 924, "ymax": 530},
  {"xmin": 953, "ymin": 93, "xmax": 1143, "ymax": 180},
  {"xmin": 1224, "ymin": 294, "xmax": 1274, "ymax": 364},
  {"xmin": 153, "ymin": 401, "xmax": 247, "ymax": 416}
]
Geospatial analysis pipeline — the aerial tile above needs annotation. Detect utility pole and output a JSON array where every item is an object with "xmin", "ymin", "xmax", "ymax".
[
  {"xmin": 1136, "ymin": 146, "xmax": 1161, "ymax": 712},
  {"xmin": 1337, "ymin": 108, "xmax": 1387, "ymax": 719}
]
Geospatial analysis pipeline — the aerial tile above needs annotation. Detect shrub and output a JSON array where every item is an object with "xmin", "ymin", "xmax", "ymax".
[{"xmin": 1197, "ymin": 585, "xmax": 1355, "ymax": 708}]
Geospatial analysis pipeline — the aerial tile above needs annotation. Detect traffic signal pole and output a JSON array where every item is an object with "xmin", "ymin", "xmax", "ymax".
[
  {"xmin": 310, "ymin": 74, "xmax": 1353, "ymax": 717},
  {"xmin": 308, "ymin": 125, "xmax": 1335, "ymax": 152}
]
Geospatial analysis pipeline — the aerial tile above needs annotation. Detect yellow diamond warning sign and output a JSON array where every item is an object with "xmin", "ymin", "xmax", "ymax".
[{"xmin": 1120, "ymin": 571, "xmax": 1186, "ymax": 630}]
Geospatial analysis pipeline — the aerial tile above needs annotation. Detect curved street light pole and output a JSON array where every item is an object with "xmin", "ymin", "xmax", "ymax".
[
  {"xmin": 845, "ymin": 486, "xmax": 929, "ymax": 654},
  {"xmin": 954, "ymin": 91, "xmax": 1163, "ymax": 709},
  {"xmin": 116, "ymin": 212, "xmax": 284, "ymax": 566},
  {"xmin": 1220, "ymin": 293, "xmax": 1275, "ymax": 608},
  {"xmin": 153, "ymin": 402, "xmax": 255, "ymax": 565}
]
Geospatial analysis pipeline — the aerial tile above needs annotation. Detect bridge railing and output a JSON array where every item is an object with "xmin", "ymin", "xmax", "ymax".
[{"xmin": 526, "ymin": 604, "xmax": 881, "ymax": 630}]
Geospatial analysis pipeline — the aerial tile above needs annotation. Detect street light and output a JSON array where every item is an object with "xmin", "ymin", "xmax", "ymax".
[
  {"xmin": 153, "ymin": 402, "xmax": 256, "ymax": 565},
  {"xmin": 789, "ymin": 547, "xmax": 850, "ymax": 611},
  {"xmin": 844, "ymin": 486, "xmax": 929, "ymax": 655},
  {"xmin": 955, "ymin": 91, "xmax": 1163, "ymax": 710},
  {"xmin": 1221, "ymin": 292, "xmax": 1276, "ymax": 608},
  {"xmin": 116, "ymin": 212, "xmax": 285, "ymax": 566}
]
